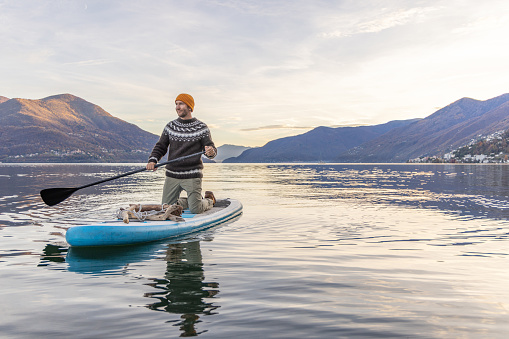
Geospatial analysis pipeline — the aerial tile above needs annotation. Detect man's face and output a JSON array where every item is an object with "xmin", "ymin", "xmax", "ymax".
[{"xmin": 175, "ymin": 100, "xmax": 192, "ymax": 119}]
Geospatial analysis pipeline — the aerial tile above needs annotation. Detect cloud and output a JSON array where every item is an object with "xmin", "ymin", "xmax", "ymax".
[
  {"xmin": 319, "ymin": 6, "xmax": 441, "ymax": 38},
  {"xmin": 452, "ymin": 13, "xmax": 509, "ymax": 35},
  {"xmin": 241, "ymin": 125, "xmax": 315, "ymax": 132},
  {"xmin": 63, "ymin": 59, "xmax": 113, "ymax": 67},
  {"xmin": 241, "ymin": 122, "xmax": 370, "ymax": 132}
]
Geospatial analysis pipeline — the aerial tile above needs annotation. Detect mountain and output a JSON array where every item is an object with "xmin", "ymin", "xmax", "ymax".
[
  {"xmin": 0, "ymin": 94, "xmax": 159, "ymax": 162},
  {"xmin": 202, "ymin": 144, "xmax": 252, "ymax": 163},
  {"xmin": 337, "ymin": 93, "xmax": 509, "ymax": 162},
  {"xmin": 223, "ymin": 119, "xmax": 419, "ymax": 163},
  {"xmin": 216, "ymin": 144, "xmax": 252, "ymax": 162},
  {"xmin": 5, "ymin": 92, "xmax": 507, "ymax": 163}
]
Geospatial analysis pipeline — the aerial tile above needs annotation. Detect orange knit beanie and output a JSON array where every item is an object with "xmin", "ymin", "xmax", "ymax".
[{"xmin": 175, "ymin": 93, "xmax": 195, "ymax": 111}]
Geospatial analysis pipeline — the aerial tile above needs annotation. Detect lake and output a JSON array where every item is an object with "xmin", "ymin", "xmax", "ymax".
[{"xmin": 1, "ymin": 163, "xmax": 509, "ymax": 338}]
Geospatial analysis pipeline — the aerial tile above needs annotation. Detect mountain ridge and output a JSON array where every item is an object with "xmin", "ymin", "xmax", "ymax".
[
  {"xmin": 337, "ymin": 93, "xmax": 509, "ymax": 162},
  {"xmin": 3, "ymin": 92, "xmax": 508, "ymax": 163},
  {"xmin": 224, "ymin": 119, "xmax": 419, "ymax": 163},
  {"xmin": 0, "ymin": 94, "xmax": 159, "ymax": 162}
]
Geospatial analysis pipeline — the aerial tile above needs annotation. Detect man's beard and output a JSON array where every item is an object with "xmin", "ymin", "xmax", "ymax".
[{"xmin": 177, "ymin": 110, "xmax": 190, "ymax": 118}]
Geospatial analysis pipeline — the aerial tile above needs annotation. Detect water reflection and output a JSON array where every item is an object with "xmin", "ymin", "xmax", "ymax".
[
  {"xmin": 64, "ymin": 242, "xmax": 163, "ymax": 274},
  {"xmin": 3, "ymin": 163, "xmax": 509, "ymax": 230},
  {"xmin": 0, "ymin": 163, "xmax": 163, "ymax": 228},
  {"xmin": 267, "ymin": 164, "xmax": 509, "ymax": 220},
  {"xmin": 45, "ymin": 240, "xmax": 219, "ymax": 337},
  {"xmin": 39, "ymin": 244, "xmax": 67, "ymax": 265},
  {"xmin": 144, "ymin": 241, "xmax": 219, "ymax": 337}
]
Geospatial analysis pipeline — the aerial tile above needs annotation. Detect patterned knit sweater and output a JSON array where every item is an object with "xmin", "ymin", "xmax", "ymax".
[{"xmin": 148, "ymin": 118, "xmax": 216, "ymax": 179}]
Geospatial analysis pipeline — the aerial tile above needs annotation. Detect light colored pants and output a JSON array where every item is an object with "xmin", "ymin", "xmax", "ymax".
[{"xmin": 162, "ymin": 177, "xmax": 213, "ymax": 214}]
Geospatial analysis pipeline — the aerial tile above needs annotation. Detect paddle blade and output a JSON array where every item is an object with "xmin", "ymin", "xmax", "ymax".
[{"xmin": 40, "ymin": 187, "xmax": 78, "ymax": 206}]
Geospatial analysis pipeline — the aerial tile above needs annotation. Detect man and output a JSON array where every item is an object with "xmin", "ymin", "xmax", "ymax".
[{"xmin": 146, "ymin": 93, "xmax": 217, "ymax": 214}]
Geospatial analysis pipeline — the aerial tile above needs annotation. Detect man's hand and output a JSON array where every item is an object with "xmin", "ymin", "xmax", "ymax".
[
  {"xmin": 205, "ymin": 146, "xmax": 215, "ymax": 157},
  {"xmin": 146, "ymin": 162, "xmax": 157, "ymax": 171}
]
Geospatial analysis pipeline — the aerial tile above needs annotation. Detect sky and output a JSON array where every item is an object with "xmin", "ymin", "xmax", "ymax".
[{"xmin": 1, "ymin": 0, "xmax": 509, "ymax": 147}]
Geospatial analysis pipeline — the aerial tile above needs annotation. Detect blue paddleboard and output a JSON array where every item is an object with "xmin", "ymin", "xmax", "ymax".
[{"xmin": 66, "ymin": 199, "xmax": 242, "ymax": 247}]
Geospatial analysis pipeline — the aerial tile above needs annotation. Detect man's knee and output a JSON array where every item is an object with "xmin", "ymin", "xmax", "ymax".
[{"xmin": 188, "ymin": 196, "xmax": 205, "ymax": 214}]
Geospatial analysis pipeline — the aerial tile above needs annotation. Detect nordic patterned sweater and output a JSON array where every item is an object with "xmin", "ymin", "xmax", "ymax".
[{"xmin": 148, "ymin": 118, "xmax": 216, "ymax": 179}]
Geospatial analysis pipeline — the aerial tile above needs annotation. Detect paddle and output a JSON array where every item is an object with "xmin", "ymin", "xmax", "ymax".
[{"xmin": 40, "ymin": 151, "xmax": 206, "ymax": 206}]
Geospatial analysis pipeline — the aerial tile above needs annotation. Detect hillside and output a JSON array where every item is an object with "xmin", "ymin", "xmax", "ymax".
[
  {"xmin": 451, "ymin": 129, "xmax": 509, "ymax": 162},
  {"xmin": 224, "ymin": 119, "xmax": 418, "ymax": 163},
  {"xmin": 0, "ymin": 94, "xmax": 159, "ymax": 162},
  {"xmin": 337, "ymin": 93, "xmax": 509, "ymax": 162},
  {"xmin": 4, "ymin": 92, "xmax": 508, "ymax": 164},
  {"xmin": 215, "ymin": 144, "xmax": 252, "ymax": 162}
]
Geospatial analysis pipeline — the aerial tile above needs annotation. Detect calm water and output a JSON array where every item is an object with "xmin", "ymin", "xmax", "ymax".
[{"xmin": 1, "ymin": 163, "xmax": 509, "ymax": 338}]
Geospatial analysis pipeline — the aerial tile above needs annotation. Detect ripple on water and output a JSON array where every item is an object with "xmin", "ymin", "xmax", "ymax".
[{"xmin": 1, "ymin": 163, "xmax": 509, "ymax": 338}]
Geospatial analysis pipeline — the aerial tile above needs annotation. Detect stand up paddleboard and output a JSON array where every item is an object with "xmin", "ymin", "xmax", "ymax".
[{"xmin": 66, "ymin": 198, "xmax": 242, "ymax": 247}]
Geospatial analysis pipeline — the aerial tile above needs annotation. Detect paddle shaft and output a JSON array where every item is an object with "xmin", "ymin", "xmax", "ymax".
[
  {"xmin": 40, "ymin": 151, "xmax": 206, "ymax": 206},
  {"xmin": 76, "ymin": 151, "xmax": 206, "ymax": 190}
]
